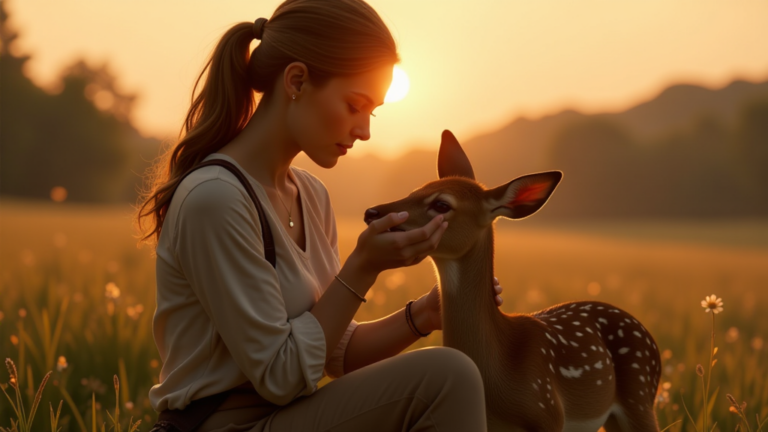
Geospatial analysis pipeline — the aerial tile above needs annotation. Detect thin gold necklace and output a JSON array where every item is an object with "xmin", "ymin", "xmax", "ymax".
[{"xmin": 275, "ymin": 181, "xmax": 295, "ymax": 228}]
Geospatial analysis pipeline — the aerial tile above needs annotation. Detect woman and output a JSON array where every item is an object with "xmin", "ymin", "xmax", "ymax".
[{"xmin": 135, "ymin": 0, "xmax": 504, "ymax": 430}]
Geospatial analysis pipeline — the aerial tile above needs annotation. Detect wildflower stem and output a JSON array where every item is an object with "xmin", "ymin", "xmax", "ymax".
[
  {"xmin": 700, "ymin": 374, "xmax": 707, "ymax": 432},
  {"xmin": 704, "ymin": 312, "xmax": 715, "ymax": 432}
]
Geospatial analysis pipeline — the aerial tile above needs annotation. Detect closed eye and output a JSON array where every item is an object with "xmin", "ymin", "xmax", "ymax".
[{"xmin": 348, "ymin": 103, "xmax": 377, "ymax": 117}]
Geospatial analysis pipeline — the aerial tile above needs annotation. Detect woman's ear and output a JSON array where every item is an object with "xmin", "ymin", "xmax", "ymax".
[
  {"xmin": 283, "ymin": 62, "xmax": 309, "ymax": 97},
  {"xmin": 484, "ymin": 171, "xmax": 563, "ymax": 220}
]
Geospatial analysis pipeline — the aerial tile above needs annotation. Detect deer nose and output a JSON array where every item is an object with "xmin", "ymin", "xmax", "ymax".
[{"xmin": 363, "ymin": 208, "xmax": 380, "ymax": 225}]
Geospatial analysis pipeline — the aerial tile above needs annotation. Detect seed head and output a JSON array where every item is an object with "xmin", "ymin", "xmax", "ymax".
[
  {"xmin": 5, "ymin": 358, "xmax": 18, "ymax": 385},
  {"xmin": 696, "ymin": 364, "xmax": 705, "ymax": 377}
]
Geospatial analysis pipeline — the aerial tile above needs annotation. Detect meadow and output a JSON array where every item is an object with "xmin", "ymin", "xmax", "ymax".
[{"xmin": 1, "ymin": 197, "xmax": 766, "ymax": 431}]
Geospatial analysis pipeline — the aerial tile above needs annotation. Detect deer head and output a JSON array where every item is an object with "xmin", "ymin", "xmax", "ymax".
[{"xmin": 364, "ymin": 130, "xmax": 563, "ymax": 260}]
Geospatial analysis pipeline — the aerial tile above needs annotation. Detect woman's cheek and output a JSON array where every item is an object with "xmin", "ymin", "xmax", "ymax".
[{"xmin": 323, "ymin": 101, "xmax": 348, "ymax": 137}]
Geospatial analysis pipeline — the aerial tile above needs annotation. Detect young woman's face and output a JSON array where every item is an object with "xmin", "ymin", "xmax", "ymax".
[{"xmin": 287, "ymin": 64, "xmax": 393, "ymax": 168}]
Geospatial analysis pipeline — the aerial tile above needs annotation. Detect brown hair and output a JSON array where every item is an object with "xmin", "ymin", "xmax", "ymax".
[{"xmin": 132, "ymin": 0, "xmax": 400, "ymax": 253}]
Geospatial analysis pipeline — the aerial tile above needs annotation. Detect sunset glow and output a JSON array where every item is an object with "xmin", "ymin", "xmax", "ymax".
[
  {"xmin": 384, "ymin": 65, "xmax": 410, "ymax": 103},
  {"xmin": 5, "ymin": 0, "xmax": 768, "ymax": 158}
]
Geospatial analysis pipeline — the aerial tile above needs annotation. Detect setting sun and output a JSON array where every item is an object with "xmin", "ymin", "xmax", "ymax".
[{"xmin": 384, "ymin": 65, "xmax": 410, "ymax": 103}]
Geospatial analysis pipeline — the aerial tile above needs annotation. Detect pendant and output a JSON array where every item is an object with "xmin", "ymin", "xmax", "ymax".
[{"xmin": 289, "ymin": 217, "xmax": 294, "ymax": 228}]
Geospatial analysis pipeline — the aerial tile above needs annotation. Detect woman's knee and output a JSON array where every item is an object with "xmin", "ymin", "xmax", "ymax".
[{"xmin": 408, "ymin": 346, "xmax": 482, "ymax": 382}]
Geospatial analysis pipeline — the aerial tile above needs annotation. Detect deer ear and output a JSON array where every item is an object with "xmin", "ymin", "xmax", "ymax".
[
  {"xmin": 437, "ymin": 129, "xmax": 475, "ymax": 180},
  {"xmin": 485, "ymin": 171, "xmax": 563, "ymax": 220}
]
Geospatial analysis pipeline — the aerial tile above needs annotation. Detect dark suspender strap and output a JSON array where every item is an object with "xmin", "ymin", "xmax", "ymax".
[
  {"xmin": 175, "ymin": 158, "xmax": 277, "ymax": 269},
  {"xmin": 150, "ymin": 158, "xmax": 278, "ymax": 432}
]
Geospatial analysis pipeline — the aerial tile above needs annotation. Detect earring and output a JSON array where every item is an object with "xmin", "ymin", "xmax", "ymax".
[{"xmin": 292, "ymin": 94, "xmax": 296, "ymax": 100}]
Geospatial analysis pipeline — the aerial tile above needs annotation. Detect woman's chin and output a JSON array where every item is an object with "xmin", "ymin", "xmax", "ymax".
[{"xmin": 305, "ymin": 153, "xmax": 339, "ymax": 169}]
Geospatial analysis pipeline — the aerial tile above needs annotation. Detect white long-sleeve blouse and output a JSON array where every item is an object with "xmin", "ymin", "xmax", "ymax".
[{"xmin": 149, "ymin": 152, "xmax": 358, "ymax": 412}]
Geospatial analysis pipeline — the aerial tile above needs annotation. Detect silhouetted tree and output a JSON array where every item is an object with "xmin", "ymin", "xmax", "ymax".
[{"xmin": 1, "ymin": 0, "xmax": 140, "ymax": 202}]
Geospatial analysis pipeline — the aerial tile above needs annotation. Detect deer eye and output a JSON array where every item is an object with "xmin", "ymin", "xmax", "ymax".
[{"xmin": 430, "ymin": 200, "xmax": 452, "ymax": 214}]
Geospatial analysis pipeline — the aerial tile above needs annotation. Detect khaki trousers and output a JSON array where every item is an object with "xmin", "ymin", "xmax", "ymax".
[{"xmin": 197, "ymin": 346, "xmax": 487, "ymax": 432}]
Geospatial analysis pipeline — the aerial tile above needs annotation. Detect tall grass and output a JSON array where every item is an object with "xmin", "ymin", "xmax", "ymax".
[{"xmin": 1, "ymin": 199, "xmax": 766, "ymax": 431}]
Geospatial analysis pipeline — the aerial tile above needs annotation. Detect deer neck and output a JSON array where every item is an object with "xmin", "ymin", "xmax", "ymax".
[{"xmin": 433, "ymin": 226, "xmax": 504, "ymax": 365}]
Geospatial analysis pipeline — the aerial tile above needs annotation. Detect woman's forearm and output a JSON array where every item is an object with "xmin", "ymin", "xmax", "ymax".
[{"xmin": 342, "ymin": 295, "xmax": 432, "ymax": 374}]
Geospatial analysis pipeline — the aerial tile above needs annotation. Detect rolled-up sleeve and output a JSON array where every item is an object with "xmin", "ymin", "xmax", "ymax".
[
  {"xmin": 173, "ymin": 178, "xmax": 326, "ymax": 406},
  {"xmin": 325, "ymin": 320, "xmax": 358, "ymax": 378}
]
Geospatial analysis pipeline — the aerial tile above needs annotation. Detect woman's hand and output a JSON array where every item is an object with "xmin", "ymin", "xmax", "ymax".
[
  {"xmin": 420, "ymin": 277, "xmax": 504, "ymax": 333},
  {"xmin": 348, "ymin": 212, "xmax": 448, "ymax": 277}
]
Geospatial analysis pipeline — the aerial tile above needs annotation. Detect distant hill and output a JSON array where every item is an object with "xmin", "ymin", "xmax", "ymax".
[
  {"xmin": 1, "ymin": 0, "xmax": 765, "ymax": 219},
  {"xmin": 294, "ymin": 78, "xmax": 768, "ymax": 220}
]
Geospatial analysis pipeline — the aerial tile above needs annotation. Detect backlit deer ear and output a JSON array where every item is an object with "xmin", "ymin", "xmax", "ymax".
[
  {"xmin": 437, "ymin": 129, "xmax": 475, "ymax": 180},
  {"xmin": 485, "ymin": 171, "xmax": 563, "ymax": 220}
]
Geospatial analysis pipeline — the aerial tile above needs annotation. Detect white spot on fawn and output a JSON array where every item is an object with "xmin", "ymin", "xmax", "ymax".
[
  {"xmin": 618, "ymin": 347, "xmax": 630, "ymax": 354},
  {"xmin": 594, "ymin": 361, "xmax": 604, "ymax": 369},
  {"xmin": 559, "ymin": 366, "xmax": 584, "ymax": 378},
  {"xmin": 618, "ymin": 329, "xmax": 624, "ymax": 338}
]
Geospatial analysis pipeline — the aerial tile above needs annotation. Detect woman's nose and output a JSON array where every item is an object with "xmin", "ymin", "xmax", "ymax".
[
  {"xmin": 352, "ymin": 121, "xmax": 371, "ymax": 141},
  {"xmin": 363, "ymin": 208, "xmax": 379, "ymax": 225}
]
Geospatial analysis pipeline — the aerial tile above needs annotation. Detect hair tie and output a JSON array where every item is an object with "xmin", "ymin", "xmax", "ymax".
[{"xmin": 253, "ymin": 17, "xmax": 268, "ymax": 40}]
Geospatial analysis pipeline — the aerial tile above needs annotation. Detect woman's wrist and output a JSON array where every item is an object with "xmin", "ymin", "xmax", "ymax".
[
  {"xmin": 339, "ymin": 251, "xmax": 378, "ymax": 297},
  {"xmin": 409, "ymin": 296, "xmax": 434, "ymax": 335}
]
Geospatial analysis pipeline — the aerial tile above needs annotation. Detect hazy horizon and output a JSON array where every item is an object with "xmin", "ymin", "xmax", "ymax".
[{"xmin": 6, "ymin": 0, "xmax": 768, "ymax": 158}]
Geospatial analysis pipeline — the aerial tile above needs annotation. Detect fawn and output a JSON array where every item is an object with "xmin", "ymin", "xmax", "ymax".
[{"xmin": 363, "ymin": 130, "xmax": 661, "ymax": 432}]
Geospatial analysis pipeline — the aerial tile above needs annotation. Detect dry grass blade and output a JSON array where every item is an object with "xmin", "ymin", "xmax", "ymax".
[
  {"xmin": 92, "ymin": 392, "xmax": 97, "ymax": 432},
  {"xmin": 26, "ymin": 370, "xmax": 52, "ymax": 431},
  {"xmin": 681, "ymin": 391, "xmax": 701, "ymax": 432},
  {"xmin": 59, "ymin": 383, "xmax": 89, "ymax": 432},
  {"xmin": 50, "ymin": 400, "xmax": 63, "ymax": 432},
  {"xmin": 660, "ymin": 419, "xmax": 682, "ymax": 432},
  {"xmin": 3, "ymin": 359, "xmax": 26, "ymax": 431}
]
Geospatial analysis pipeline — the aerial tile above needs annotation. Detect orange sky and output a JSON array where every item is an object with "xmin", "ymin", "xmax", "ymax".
[{"xmin": 6, "ymin": 0, "xmax": 768, "ymax": 158}]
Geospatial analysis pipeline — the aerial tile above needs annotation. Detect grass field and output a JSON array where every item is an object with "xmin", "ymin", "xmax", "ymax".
[{"xmin": 1, "ymin": 197, "xmax": 766, "ymax": 431}]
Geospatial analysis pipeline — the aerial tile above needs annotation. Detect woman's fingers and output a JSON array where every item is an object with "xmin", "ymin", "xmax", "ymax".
[
  {"xmin": 397, "ymin": 214, "xmax": 444, "ymax": 245},
  {"xmin": 399, "ymin": 220, "xmax": 448, "ymax": 260},
  {"xmin": 368, "ymin": 211, "xmax": 409, "ymax": 235},
  {"xmin": 493, "ymin": 276, "xmax": 503, "ymax": 306}
]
